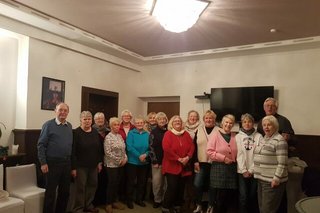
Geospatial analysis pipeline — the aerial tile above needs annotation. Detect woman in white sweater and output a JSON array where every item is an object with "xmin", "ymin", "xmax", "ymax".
[{"xmin": 236, "ymin": 113, "xmax": 262, "ymax": 213}]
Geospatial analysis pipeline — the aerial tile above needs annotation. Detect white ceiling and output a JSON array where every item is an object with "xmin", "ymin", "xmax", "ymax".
[{"xmin": 1, "ymin": 0, "xmax": 320, "ymax": 64}]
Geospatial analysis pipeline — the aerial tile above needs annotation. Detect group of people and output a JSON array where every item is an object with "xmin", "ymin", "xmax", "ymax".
[{"xmin": 37, "ymin": 97, "xmax": 294, "ymax": 213}]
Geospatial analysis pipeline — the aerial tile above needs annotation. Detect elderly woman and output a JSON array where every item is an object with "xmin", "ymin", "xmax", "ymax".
[
  {"xmin": 104, "ymin": 117, "xmax": 127, "ymax": 213},
  {"xmin": 119, "ymin": 109, "xmax": 135, "ymax": 141},
  {"xmin": 71, "ymin": 111, "xmax": 103, "ymax": 213},
  {"xmin": 236, "ymin": 113, "xmax": 263, "ymax": 213},
  {"xmin": 92, "ymin": 112, "xmax": 109, "ymax": 206},
  {"xmin": 193, "ymin": 110, "xmax": 219, "ymax": 213},
  {"xmin": 149, "ymin": 112, "xmax": 168, "ymax": 208},
  {"xmin": 126, "ymin": 117, "xmax": 150, "ymax": 209},
  {"xmin": 253, "ymin": 115, "xmax": 288, "ymax": 213},
  {"xmin": 146, "ymin": 111, "xmax": 157, "ymax": 132},
  {"xmin": 185, "ymin": 110, "xmax": 201, "ymax": 140},
  {"xmin": 161, "ymin": 115, "xmax": 195, "ymax": 213},
  {"xmin": 207, "ymin": 114, "xmax": 238, "ymax": 213}
]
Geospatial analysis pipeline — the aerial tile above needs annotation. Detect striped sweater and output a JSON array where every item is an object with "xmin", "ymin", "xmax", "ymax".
[{"xmin": 253, "ymin": 132, "xmax": 288, "ymax": 183}]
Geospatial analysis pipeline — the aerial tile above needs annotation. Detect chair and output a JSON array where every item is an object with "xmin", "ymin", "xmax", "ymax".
[
  {"xmin": 0, "ymin": 164, "xmax": 24, "ymax": 213},
  {"xmin": 6, "ymin": 164, "xmax": 45, "ymax": 213}
]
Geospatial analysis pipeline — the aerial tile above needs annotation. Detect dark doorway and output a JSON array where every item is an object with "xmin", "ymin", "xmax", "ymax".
[
  {"xmin": 81, "ymin": 86, "xmax": 119, "ymax": 122},
  {"xmin": 147, "ymin": 102, "xmax": 180, "ymax": 120}
]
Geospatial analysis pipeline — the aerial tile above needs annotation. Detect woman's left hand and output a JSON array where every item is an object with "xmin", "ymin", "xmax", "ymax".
[{"xmin": 271, "ymin": 179, "xmax": 280, "ymax": 188}]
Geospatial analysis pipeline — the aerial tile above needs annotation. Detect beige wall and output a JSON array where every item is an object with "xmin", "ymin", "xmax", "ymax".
[{"xmin": 1, "ymin": 17, "xmax": 320, "ymax": 148}]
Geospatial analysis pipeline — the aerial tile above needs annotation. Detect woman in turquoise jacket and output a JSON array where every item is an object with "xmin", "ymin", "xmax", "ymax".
[{"xmin": 125, "ymin": 116, "xmax": 150, "ymax": 209}]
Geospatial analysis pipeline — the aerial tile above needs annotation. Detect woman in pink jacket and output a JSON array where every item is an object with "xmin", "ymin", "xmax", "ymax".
[{"xmin": 207, "ymin": 114, "xmax": 238, "ymax": 213}]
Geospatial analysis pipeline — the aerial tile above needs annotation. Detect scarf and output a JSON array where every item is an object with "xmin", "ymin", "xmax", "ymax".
[
  {"xmin": 171, "ymin": 128, "xmax": 185, "ymax": 136},
  {"xmin": 240, "ymin": 127, "xmax": 255, "ymax": 136}
]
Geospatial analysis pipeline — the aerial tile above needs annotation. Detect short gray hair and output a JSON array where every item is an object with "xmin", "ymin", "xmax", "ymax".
[
  {"xmin": 262, "ymin": 115, "xmax": 279, "ymax": 133},
  {"xmin": 264, "ymin": 97, "xmax": 278, "ymax": 108},
  {"xmin": 155, "ymin": 112, "xmax": 168, "ymax": 123},
  {"xmin": 109, "ymin": 117, "xmax": 121, "ymax": 126},
  {"xmin": 221, "ymin": 114, "xmax": 235, "ymax": 127},
  {"xmin": 80, "ymin": 111, "xmax": 92, "ymax": 119},
  {"xmin": 121, "ymin": 109, "xmax": 132, "ymax": 117},
  {"xmin": 241, "ymin": 113, "xmax": 254, "ymax": 123},
  {"xmin": 94, "ymin": 112, "xmax": 105, "ymax": 120}
]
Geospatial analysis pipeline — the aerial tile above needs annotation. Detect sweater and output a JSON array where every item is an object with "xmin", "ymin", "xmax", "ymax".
[
  {"xmin": 104, "ymin": 132, "xmax": 127, "ymax": 168},
  {"xmin": 194, "ymin": 125, "xmax": 218, "ymax": 163},
  {"xmin": 236, "ymin": 129, "xmax": 263, "ymax": 174},
  {"xmin": 253, "ymin": 132, "xmax": 288, "ymax": 183},
  {"xmin": 149, "ymin": 125, "xmax": 167, "ymax": 165},
  {"xmin": 72, "ymin": 127, "xmax": 103, "ymax": 169},
  {"xmin": 126, "ymin": 128, "xmax": 150, "ymax": 165},
  {"xmin": 162, "ymin": 130, "xmax": 194, "ymax": 176},
  {"xmin": 207, "ymin": 131, "xmax": 237, "ymax": 163},
  {"xmin": 38, "ymin": 118, "xmax": 73, "ymax": 165}
]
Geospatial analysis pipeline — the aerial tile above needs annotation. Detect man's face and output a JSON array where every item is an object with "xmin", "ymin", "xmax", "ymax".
[
  {"xmin": 263, "ymin": 100, "xmax": 277, "ymax": 115},
  {"xmin": 55, "ymin": 103, "xmax": 69, "ymax": 122}
]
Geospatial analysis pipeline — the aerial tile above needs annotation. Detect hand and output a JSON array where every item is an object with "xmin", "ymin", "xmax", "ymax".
[
  {"xmin": 120, "ymin": 157, "xmax": 127, "ymax": 166},
  {"xmin": 153, "ymin": 164, "xmax": 159, "ymax": 168},
  {"xmin": 194, "ymin": 162, "xmax": 200, "ymax": 173},
  {"xmin": 139, "ymin": 154, "xmax": 147, "ymax": 162},
  {"xmin": 41, "ymin": 164, "xmax": 49, "ymax": 173},
  {"xmin": 71, "ymin": 169, "xmax": 77, "ymax": 178},
  {"xmin": 271, "ymin": 179, "xmax": 280, "ymax": 188},
  {"xmin": 179, "ymin": 156, "xmax": 189, "ymax": 166},
  {"xmin": 243, "ymin": 171, "xmax": 251, "ymax": 178},
  {"xmin": 97, "ymin": 163, "xmax": 103, "ymax": 173},
  {"xmin": 224, "ymin": 157, "xmax": 233, "ymax": 164}
]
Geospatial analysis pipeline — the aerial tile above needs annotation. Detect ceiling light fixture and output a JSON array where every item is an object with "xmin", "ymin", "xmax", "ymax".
[{"xmin": 151, "ymin": 0, "xmax": 210, "ymax": 33}]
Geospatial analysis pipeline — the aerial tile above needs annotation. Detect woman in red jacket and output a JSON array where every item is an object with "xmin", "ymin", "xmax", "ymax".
[{"xmin": 161, "ymin": 115, "xmax": 195, "ymax": 213}]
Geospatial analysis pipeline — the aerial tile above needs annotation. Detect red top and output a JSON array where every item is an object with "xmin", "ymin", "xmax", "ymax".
[
  {"xmin": 162, "ymin": 130, "xmax": 195, "ymax": 176},
  {"xmin": 118, "ymin": 122, "xmax": 135, "ymax": 142}
]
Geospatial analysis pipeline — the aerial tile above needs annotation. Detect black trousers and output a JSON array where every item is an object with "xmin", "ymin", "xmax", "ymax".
[
  {"xmin": 162, "ymin": 174, "xmax": 186, "ymax": 210},
  {"xmin": 126, "ymin": 163, "xmax": 149, "ymax": 202},
  {"xmin": 106, "ymin": 167, "xmax": 122, "ymax": 205},
  {"xmin": 43, "ymin": 160, "xmax": 71, "ymax": 213}
]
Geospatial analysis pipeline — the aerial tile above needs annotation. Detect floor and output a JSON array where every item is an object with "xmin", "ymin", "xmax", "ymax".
[{"xmin": 97, "ymin": 201, "xmax": 161, "ymax": 213}]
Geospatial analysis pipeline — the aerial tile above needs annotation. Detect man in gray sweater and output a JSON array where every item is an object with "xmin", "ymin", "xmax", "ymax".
[{"xmin": 38, "ymin": 103, "xmax": 73, "ymax": 213}]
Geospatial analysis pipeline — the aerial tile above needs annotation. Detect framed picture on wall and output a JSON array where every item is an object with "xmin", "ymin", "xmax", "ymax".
[{"xmin": 41, "ymin": 77, "xmax": 65, "ymax": 110}]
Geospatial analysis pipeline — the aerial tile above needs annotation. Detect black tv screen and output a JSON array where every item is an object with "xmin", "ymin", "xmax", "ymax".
[{"xmin": 210, "ymin": 86, "xmax": 274, "ymax": 122}]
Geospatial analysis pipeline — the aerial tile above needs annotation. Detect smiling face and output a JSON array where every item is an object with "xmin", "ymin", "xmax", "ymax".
[
  {"xmin": 188, "ymin": 111, "xmax": 199, "ymax": 125},
  {"xmin": 172, "ymin": 116, "xmax": 183, "ymax": 131},
  {"xmin": 94, "ymin": 114, "xmax": 105, "ymax": 127},
  {"xmin": 55, "ymin": 103, "xmax": 69, "ymax": 123},
  {"xmin": 122, "ymin": 112, "xmax": 132, "ymax": 124},
  {"xmin": 134, "ymin": 118, "xmax": 145, "ymax": 131},
  {"xmin": 157, "ymin": 116, "xmax": 168, "ymax": 128},
  {"xmin": 203, "ymin": 114, "xmax": 215, "ymax": 128},
  {"xmin": 148, "ymin": 113, "xmax": 157, "ymax": 125},
  {"xmin": 221, "ymin": 116, "xmax": 234, "ymax": 134}
]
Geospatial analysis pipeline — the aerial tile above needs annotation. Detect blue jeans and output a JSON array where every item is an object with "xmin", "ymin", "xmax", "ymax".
[
  {"xmin": 194, "ymin": 163, "xmax": 216, "ymax": 205},
  {"xmin": 238, "ymin": 174, "xmax": 259, "ymax": 213}
]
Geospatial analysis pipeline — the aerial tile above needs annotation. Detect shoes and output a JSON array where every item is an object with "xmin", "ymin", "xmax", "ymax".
[
  {"xmin": 135, "ymin": 200, "xmax": 146, "ymax": 207},
  {"xmin": 112, "ymin": 202, "xmax": 125, "ymax": 210},
  {"xmin": 193, "ymin": 204, "xmax": 203, "ymax": 213},
  {"xmin": 127, "ymin": 201, "xmax": 134, "ymax": 209},
  {"xmin": 206, "ymin": 206, "xmax": 213, "ymax": 213},
  {"xmin": 84, "ymin": 207, "xmax": 99, "ymax": 213},
  {"xmin": 105, "ymin": 204, "xmax": 113, "ymax": 213},
  {"xmin": 153, "ymin": 202, "xmax": 161, "ymax": 208}
]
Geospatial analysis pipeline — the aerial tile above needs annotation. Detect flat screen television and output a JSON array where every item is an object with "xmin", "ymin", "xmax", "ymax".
[{"xmin": 210, "ymin": 86, "xmax": 274, "ymax": 122}]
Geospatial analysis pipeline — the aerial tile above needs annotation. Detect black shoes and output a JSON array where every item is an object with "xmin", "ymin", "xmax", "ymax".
[
  {"xmin": 153, "ymin": 202, "xmax": 161, "ymax": 208},
  {"xmin": 127, "ymin": 201, "xmax": 134, "ymax": 209},
  {"xmin": 135, "ymin": 200, "xmax": 146, "ymax": 207}
]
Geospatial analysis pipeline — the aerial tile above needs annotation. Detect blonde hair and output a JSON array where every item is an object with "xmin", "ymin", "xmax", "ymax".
[
  {"xmin": 168, "ymin": 115, "xmax": 183, "ymax": 131},
  {"xmin": 187, "ymin": 110, "xmax": 200, "ymax": 121},
  {"xmin": 121, "ymin": 109, "xmax": 132, "ymax": 117},
  {"xmin": 203, "ymin": 110, "xmax": 217, "ymax": 121}
]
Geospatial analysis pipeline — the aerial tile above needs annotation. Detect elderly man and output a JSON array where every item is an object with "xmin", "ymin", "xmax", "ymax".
[
  {"xmin": 38, "ymin": 103, "xmax": 73, "ymax": 213},
  {"xmin": 257, "ymin": 97, "xmax": 294, "ymax": 137}
]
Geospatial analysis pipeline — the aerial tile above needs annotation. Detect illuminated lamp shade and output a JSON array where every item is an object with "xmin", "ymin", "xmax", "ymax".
[{"xmin": 151, "ymin": 0, "xmax": 209, "ymax": 33}]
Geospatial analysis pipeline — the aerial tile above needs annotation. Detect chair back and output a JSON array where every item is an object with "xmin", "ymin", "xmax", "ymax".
[
  {"xmin": 6, "ymin": 164, "xmax": 37, "ymax": 192},
  {"xmin": 0, "ymin": 164, "xmax": 3, "ymax": 190}
]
